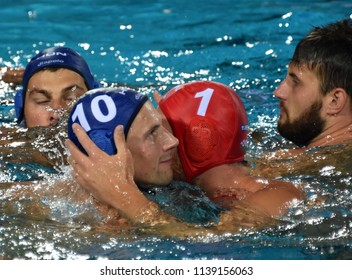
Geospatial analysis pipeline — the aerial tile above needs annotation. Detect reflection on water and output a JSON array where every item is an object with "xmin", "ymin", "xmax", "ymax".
[
  {"xmin": 251, "ymin": 143, "xmax": 352, "ymax": 179},
  {"xmin": 0, "ymin": 118, "xmax": 351, "ymax": 259},
  {"xmin": 1, "ymin": 0, "xmax": 351, "ymax": 260},
  {"xmin": 0, "ymin": 121, "xmax": 68, "ymax": 182}
]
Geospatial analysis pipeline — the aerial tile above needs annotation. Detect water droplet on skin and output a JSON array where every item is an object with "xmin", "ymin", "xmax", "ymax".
[{"xmin": 326, "ymin": 135, "xmax": 333, "ymax": 143}]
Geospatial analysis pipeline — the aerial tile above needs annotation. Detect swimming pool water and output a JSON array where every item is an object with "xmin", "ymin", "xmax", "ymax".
[{"xmin": 0, "ymin": 0, "xmax": 352, "ymax": 259}]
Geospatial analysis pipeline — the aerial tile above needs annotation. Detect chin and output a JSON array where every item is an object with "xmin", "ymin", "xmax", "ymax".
[
  {"xmin": 278, "ymin": 117, "xmax": 287, "ymax": 126},
  {"xmin": 157, "ymin": 174, "xmax": 174, "ymax": 186}
]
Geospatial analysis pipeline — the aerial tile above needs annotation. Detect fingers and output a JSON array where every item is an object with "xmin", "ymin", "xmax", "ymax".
[
  {"xmin": 66, "ymin": 137, "xmax": 81, "ymax": 158},
  {"xmin": 66, "ymin": 123, "xmax": 93, "ymax": 173},
  {"xmin": 67, "ymin": 153, "xmax": 83, "ymax": 183},
  {"xmin": 153, "ymin": 90, "xmax": 162, "ymax": 105},
  {"xmin": 66, "ymin": 138, "xmax": 88, "ymax": 167},
  {"xmin": 113, "ymin": 125, "xmax": 126, "ymax": 155},
  {"xmin": 113, "ymin": 125, "xmax": 135, "ymax": 177},
  {"xmin": 66, "ymin": 154, "xmax": 76, "ymax": 167},
  {"xmin": 71, "ymin": 123, "xmax": 103, "ymax": 158}
]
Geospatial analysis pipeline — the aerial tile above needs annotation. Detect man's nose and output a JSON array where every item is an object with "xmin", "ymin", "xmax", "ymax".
[
  {"xmin": 162, "ymin": 128, "xmax": 179, "ymax": 151},
  {"xmin": 50, "ymin": 100, "xmax": 64, "ymax": 110},
  {"xmin": 274, "ymin": 80, "xmax": 287, "ymax": 100},
  {"xmin": 47, "ymin": 100, "xmax": 66, "ymax": 125}
]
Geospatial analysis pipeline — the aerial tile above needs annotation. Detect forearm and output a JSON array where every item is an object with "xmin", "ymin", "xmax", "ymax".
[
  {"xmin": 1, "ymin": 67, "xmax": 24, "ymax": 84},
  {"xmin": 74, "ymin": 171, "xmax": 178, "ymax": 226},
  {"xmin": 66, "ymin": 124, "xmax": 179, "ymax": 226},
  {"xmin": 101, "ymin": 180, "xmax": 167, "ymax": 224}
]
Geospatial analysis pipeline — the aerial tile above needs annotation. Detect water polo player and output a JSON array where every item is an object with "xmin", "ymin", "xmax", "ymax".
[
  {"xmin": 67, "ymin": 83, "xmax": 303, "ymax": 224},
  {"xmin": 15, "ymin": 46, "xmax": 98, "ymax": 127},
  {"xmin": 67, "ymin": 87, "xmax": 224, "ymax": 225},
  {"xmin": 159, "ymin": 81, "xmax": 248, "ymax": 183},
  {"xmin": 68, "ymin": 87, "xmax": 178, "ymax": 186},
  {"xmin": 157, "ymin": 81, "xmax": 303, "ymax": 211}
]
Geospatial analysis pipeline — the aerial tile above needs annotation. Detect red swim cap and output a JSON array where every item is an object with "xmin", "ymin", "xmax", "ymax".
[{"xmin": 159, "ymin": 81, "xmax": 248, "ymax": 182}]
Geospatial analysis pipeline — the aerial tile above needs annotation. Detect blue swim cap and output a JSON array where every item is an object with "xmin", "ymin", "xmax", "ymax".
[
  {"xmin": 15, "ymin": 46, "xmax": 99, "ymax": 124},
  {"xmin": 68, "ymin": 87, "xmax": 149, "ymax": 155}
]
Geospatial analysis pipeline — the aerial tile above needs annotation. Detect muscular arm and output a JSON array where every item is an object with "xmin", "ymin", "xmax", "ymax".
[
  {"xmin": 154, "ymin": 89, "xmax": 304, "ymax": 218},
  {"xmin": 66, "ymin": 123, "xmax": 303, "ymax": 235},
  {"xmin": 239, "ymin": 178, "xmax": 304, "ymax": 217}
]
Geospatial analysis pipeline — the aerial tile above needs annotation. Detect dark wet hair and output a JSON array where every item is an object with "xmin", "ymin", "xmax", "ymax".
[{"xmin": 290, "ymin": 19, "xmax": 352, "ymax": 99}]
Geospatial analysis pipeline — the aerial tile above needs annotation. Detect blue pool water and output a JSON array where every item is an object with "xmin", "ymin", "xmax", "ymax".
[{"xmin": 0, "ymin": 0, "xmax": 352, "ymax": 259}]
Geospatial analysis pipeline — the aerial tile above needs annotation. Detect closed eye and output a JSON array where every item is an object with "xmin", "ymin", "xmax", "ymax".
[
  {"xmin": 63, "ymin": 85, "xmax": 86, "ymax": 103},
  {"xmin": 28, "ymin": 90, "xmax": 51, "ymax": 104},
  {"xmin": 64, "ymin": 92, "xmax": 78, "ymax": 103},
  {"xmin": 35, "ymin": 99, "xmax": 50, "ymax": 105},
  {"xmin": 288, "ymin": 72, "xmax": 300, "ymax": 86},
  {"xmin": 146, "ymin": 124, "xmax": 160, "ymax": 139}
]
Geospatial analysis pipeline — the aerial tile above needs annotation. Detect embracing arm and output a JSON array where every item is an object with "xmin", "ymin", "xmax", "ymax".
[
  {"xmin": 154, "ymin": 90, "xmax": 303, "ymax": 219},
  {"xmin": 239, "ymin": 178, "xmax": 304, "ymax": 217},
  {"xmin": 66, "ymin": 123, "xmax": 304, "ymax": 234}
]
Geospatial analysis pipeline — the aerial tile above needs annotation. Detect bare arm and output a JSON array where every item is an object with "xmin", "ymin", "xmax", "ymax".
[
  {"xmin": 154, "ymin": 89, "xmax": 304, "ymax": 216},
  {"xmin": 238, "ymin": 178, "xmax": 304, "ymax": 217},
  {"xmin": 66, "ymin": 123, "xmax": 304, "ymax": 233},
  {"xmin": 1, "ymin": 67, "xmax": 24, "ymax": 84}
]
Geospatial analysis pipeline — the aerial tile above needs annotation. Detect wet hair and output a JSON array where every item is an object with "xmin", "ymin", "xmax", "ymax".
[{"xmin": 290, "ymin": 19, "xmax": 352, "ymax": 99}]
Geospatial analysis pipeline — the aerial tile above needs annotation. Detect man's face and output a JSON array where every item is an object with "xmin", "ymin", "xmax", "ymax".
[
  {"xmin": 24, "ymin": 68, "xmax": 88, "ymax": 127},
  {"xmin": 274, "ymin": 64, "xmax": 325, "ymax": 146},
  {"xmin": 127, "ymin": 102, "xmax": 179, "ymax": 186},
  {"xmin": 158, "ymin": 108, "xmax": 186, "ymax": 181}
]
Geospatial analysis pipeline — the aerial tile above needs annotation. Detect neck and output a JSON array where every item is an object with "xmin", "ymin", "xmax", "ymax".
[{"xmin": 308, "ymin": 121, "xmax": 352, "ymax": 148}]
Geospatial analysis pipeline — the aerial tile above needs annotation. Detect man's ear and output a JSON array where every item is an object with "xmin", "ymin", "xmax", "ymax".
[{"xmin": 326, "ymin": 88, "xmax": 349, "ymax": 115}]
